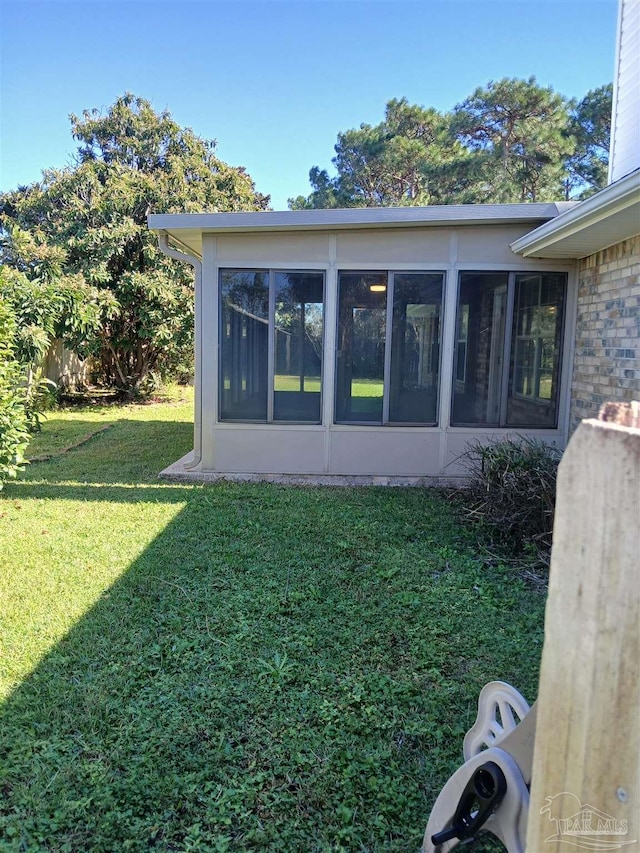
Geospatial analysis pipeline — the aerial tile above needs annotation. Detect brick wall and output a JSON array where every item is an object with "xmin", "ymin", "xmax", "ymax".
[{"xmin": 570, "ymin": 235, "xmax": 640, "ymax": 431}]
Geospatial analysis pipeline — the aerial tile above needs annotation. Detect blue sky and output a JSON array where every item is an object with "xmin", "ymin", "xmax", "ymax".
[{"xmin": 0, "ymin": 0, "xmax": 619, "ymax": 210}]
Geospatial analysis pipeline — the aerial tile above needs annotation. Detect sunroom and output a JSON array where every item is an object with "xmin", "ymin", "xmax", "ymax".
[{"xmin": 148, "ymin": 204, "xmax": 576, "ymax": 484}]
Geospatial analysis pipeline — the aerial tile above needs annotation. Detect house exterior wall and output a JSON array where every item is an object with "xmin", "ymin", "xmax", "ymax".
[
  {"xmin": 609, "ymin": 0, "xmax": 640, "ymax": 183},
  {"xmin": 570, "ymin": 234, "xmax": 640, "ymax": 431},
  {"xmin": 191, "ymin": 224, "xmax": 575, "ymax": 483}
]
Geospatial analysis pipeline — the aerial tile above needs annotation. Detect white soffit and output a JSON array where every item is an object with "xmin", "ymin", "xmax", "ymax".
[
  {"xmin": 510, "ymin": 171, "xmax": 640, "ymax": 259},
  {"xmin": 148, "ymin": 202, "xmax": 573, "ymax": 259}
]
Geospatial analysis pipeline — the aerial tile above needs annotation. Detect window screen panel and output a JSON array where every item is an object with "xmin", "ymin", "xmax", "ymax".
[
  {"xmin": 219, "ymin": 270, "xmax": 269, "ymax": 421},
  {"xmin": 507, "ymin": 273, "xmax": 566, "ymax": 427},
  {"xmin": 388, "ymin": 273, "xmax": 443, "ymax": 424},
  {"xmin": 335, "ymin": 272, "xmax": 387, "ymax": 423},
  {"xmin": 451, "ymin": 273, "xmax": 509, "ymax": 426},
  {"xmin": 273, "ymin": 272, "xmax": 324, "ymax": 423}
]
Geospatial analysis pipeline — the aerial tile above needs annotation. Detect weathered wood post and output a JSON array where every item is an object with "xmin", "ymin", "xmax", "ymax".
[{"xmin": 526, "ymin": 402, "xmax": 640, "ymax": 851}]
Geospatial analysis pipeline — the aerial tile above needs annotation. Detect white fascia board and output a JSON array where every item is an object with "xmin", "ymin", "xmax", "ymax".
[
  {"xmin": 510, "ymin": 170, "xmax": 640, "ymax": 258},
  {"xmin": 148, "ymin": 202, "xmax": 570, "ymax": 237}
]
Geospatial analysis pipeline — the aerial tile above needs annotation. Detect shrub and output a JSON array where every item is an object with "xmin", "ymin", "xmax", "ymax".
[
  {"xmin": 460, "ymin": 437, "xmax": 562, "ymax": 568},
  {"xmin": 0, "ymin": 303, "xmax": 30, "ymax": 488}
]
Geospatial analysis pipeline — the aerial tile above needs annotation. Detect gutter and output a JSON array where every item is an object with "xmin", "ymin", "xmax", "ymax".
[{"xmin": 157, "ymin": 231, "xmax": 203, "ymax": 471}]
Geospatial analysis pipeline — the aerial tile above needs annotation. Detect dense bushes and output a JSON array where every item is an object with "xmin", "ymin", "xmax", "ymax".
[
  {"xmin": 0, "ymin": 302, "xmax": 30, "ymax": 488},
  {"xmin": 460, "ymin": 437, "xmax": 562, "ymax": 568},
  {"xmin": 1, "ymin": 94, "xmax": 269, "ymax": 398}
]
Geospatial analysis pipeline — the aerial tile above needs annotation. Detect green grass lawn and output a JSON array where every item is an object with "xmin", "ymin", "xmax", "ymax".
[
  {"xmin": 274, "ymin": 375, "xmax": 321, "ymax": 393},
  {"xmin": 272, "ymin": 377, "xmax": 382, "ymax": 397},
  {"xmin": 351, "ymin": 378, "xmax": 383, "ymax": 398},
  {"xmin": 0, "ymin": 386, "xmax": 545, "ymax": 852}
]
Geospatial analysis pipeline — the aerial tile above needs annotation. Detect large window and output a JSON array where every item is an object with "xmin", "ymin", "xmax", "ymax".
[
  {"xmin": 507, "ymin": 274, "xmax": 566, "ymax": 426},
  {"xmin": 335, "ymin": 271, "xmax": 443, "ymax": 424},
  {"xmin": 220, "ymin": 271, "xmax": 269, "ymax": 421},
  {"xmin": 220, "ymin": 270, "xmax": 324, "ymax": 422},
  {"xmin": 452, "ymin": 271, "xmax": 566, "ymax": 428}
]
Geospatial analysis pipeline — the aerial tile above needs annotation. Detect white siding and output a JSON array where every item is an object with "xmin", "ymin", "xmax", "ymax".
[{"xmin": 609, "ymin": 0, "xmax": 640, "ymax": 183}]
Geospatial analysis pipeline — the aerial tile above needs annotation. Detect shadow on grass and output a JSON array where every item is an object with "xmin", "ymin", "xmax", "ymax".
[
  {"xmin": 9, "ymin": 482, "xmax": 197, "ymax": 504},
  {"xmin": 0, "ymin": 487, "xmax": 412, "ymax": 852},
  {"xmin": 0, "ymin": 478, "xmax": 538, "ymax": 852}
]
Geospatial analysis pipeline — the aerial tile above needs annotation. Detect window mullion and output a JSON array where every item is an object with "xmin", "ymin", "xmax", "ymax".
[
  {"xmin": 382, "ymin": 271, "xmax": 394, "ymax": 424},
  {"xmin": 534, "ymin": 337, "xmax": 542, "ymax": 399},
  {"xmin": 267, "ymin": 270, "xmax": 275, "ymax": 422},
  {"xmin": 499, "ymin": 273, "xmax": 516, "ymax": 426},
  {"xmin": 534, "ymin": 278, "xmax": 543, "ymax": 400}
]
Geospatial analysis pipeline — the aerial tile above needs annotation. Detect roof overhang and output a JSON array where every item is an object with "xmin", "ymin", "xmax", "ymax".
[
  {"xmin": 511, "ymin": 170, "xmax": 640, "ymax": 259},
  {"xmin": 148, "ymin": 202, "xmax": 575, "ymax": 260}
]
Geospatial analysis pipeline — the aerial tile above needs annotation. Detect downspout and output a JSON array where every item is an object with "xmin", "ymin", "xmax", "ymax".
[{"xmin": 157, "ymin": 231, "xmax": 203, "ymax": 470}]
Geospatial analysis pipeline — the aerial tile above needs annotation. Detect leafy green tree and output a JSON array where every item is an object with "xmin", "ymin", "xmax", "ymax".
[
  {"xmin": 290, "ymin": 98, "xmax": 467, "ymax": 208},
  {"xmin": 452, "ymin": 76, "xmax": 574, "ymax": 202},
  {"xmin": 564, "ymin": 84, "xmax": 612, "ymax": 198},
  {"xmin": 289, "ymin": 167, "xmax": 346, "ymax": 210},
  {"xmin": 293, "ymin": 79, "xmax": 610, "ymax": 209},
  {"xmin": 1, "ymin": 94, "xmax": 269, "ymax": 395},
  {"xmin": 0, "ymin": 300, "xmax": 30, "ymax": 488},
  {"xmin": 0, "ymin": 254, "xmax": 101, "ymax": 426},
  {"xmin": 0, "ymin": 226, "xmax": 103, "ymax": 361}
]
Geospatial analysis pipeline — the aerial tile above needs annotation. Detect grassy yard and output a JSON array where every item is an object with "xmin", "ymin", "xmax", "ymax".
[
  {"xmin": 273, "ymin": 377, "xmax": 382, "ymax": 397},
  {"xmin": 0, "ymin": 386, "xmax": 545, "ymax": 852}
]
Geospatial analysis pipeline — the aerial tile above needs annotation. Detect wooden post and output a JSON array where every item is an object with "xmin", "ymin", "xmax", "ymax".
[{"xmin": 526, "ymin": 402, "xmax": 640, "ymax": 851}]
